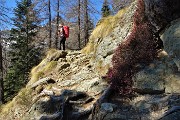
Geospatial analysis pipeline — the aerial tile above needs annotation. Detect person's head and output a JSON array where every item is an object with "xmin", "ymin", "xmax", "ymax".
[{"xmin": 59, "ymin": 24, "xmax": 63, "ymax": 27}]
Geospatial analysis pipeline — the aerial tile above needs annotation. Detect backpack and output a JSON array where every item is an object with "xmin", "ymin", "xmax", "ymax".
[{"xmin": 63, "ymin": 26, "xmax": 69, "ymax": 38}]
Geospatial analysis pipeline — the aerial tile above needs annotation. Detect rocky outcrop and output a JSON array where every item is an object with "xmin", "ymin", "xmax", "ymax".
[
  {"xmin": 144, "ymin": 0, "xmax": 180, "ymax": 31},
  {"xmin": 4, "ymin": 50, "xmax": 107, "ymax": 120},
  {"xmin": 24, "ymin": 89, "xmax": 94, "ymax": 120},
  {"xmin": 133, "ymin": 18, "xmax": 180, "ymax": 94},
  {"xmin": 31, "ymin": 77, "xmax": 55, "ymax": 89},
  {"xmin": 133, "ymin": 55, "xmax": 180, "ymax": 94},
  {"xmin": 161, "ymin": 19, "xmax": 180, "ymax": 71},
  {"xmin": 93, "ymin": 94, "xmax": 180, "ymax": 120},
  {"xmin": 83, "ymin": 1, "xmax": 137, "ymax": 76}
]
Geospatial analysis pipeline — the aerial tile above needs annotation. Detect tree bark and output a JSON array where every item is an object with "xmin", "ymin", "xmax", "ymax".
[
  {"xmin": 48, "ymin": 0, "xmax": 52, "ymax": 48},
  {"xmin": 55, "ymin": 0, "xmax": 60, "ymax": 49},
  {"xmin": 0, "ymin": 33, "xmax": 4, "ymax": 104},
  {"xmin": 84, "ymin": 0, "xmax": 89, "ymax": 45},
  {"xmin": 78, "ymin": 0, "xmax": 81, "ymax": 49}
]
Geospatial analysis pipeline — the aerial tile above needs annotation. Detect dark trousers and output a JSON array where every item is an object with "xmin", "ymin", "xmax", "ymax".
[{"xmin": 60, "ymin": 37, "xmax": 66, "ymax": 50}]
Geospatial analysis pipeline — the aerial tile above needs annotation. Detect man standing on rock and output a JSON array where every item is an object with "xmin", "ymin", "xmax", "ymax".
[{"xmin": 58, "ymin": 24, "xmax": 66, "ymax": 50}]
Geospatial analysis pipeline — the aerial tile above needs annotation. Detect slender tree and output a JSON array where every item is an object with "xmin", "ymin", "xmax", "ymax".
[
  {"xmin": 48, "ymin": 0, "xmax": 52, "ymax": 48},
  {"xmin": 58, "ymin": 0, "xmax": 97, "ymax": 49},
  {"xmin": 0, "ymin": 31, "xmax": 4, "ymax": 104},
  {"xmin": 84, "ymin": 0, "xmax": 89, "ymax": 45},
  {"xmin": 55, "ymin": 0, "xmax": 60, "ymax": 49},
  {"xmin": 101, "ymin": 0, "xmax": 111, "ymax": 17},
  {"xmin": 0, "ymin": 0, "xmax": 10, "ymax": 27},
  {"xmin": 30, "ymin": 0, "xmax": 50, "ymax": 50},
  {"xmin": 78, "ymin": 0, "xmax": 81, "ymax": 49}
]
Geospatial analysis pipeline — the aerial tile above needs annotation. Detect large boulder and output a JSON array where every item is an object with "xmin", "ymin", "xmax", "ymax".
[
  {"xmin": 161, "ymin": 19, "xmax": 180, "ymax": 71},
  {"xmin": 144, "ymin": 0, "xmax": 180, "ymax": 31},
  {"xmin": 133, "ymin": 55, "xmax": 180, "ymax": 94}
]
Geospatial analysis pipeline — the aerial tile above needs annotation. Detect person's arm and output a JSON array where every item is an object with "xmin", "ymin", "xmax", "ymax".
[
  {"xmin": 57, "ymin": 28, "xmax": 60, "ymax": 36},
  {"xmin": 62, "ymin": 27, "xmax": 65, "ymax": 36}
]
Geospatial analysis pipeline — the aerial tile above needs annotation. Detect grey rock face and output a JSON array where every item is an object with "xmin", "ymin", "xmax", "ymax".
[
  {"xmin": 47, "ymin": 51, "xmax": 68, "ymax": 61},
  {"xmin": 92, "ymin": 1, "xmax": 137, "ymax": 76},
  {"xmin": 144, "ymin": 0, "xmax": 180, "ymax": 30},
  {"xmin": 133, "ymin": 56, "xmax": 180, "ymax": 94},
  {"xmin": 133, "ymin": 60, "xmax": 166, "ymax": 93},
  {"xmin": 94, "ymin": 94, "xmax": 180, "ymax": 120},
  {"xmin": 31, "ymin": 77, "xmax": 55, "ymax": 89},
  {"xmin": 100, "ymin": 103, "xmax": 117, "ymax": 113},
  {"xmin": 133, "ymin": 60, "xmax": 166, "ymax": 94},
  {"xmin": 133, "ymin": 17, "xmax": 180, "ymax": 94},
  {"xmin": 161, "ymin": 19, "xmax": 180, "ymax": 71}
]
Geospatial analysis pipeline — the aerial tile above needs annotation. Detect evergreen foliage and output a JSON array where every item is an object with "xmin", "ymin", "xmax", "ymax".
[
  {"xmin": 4, "ymin": 0, "xmax": 41, "ymax": 102},
  {"xmin": 101, "ymin": 0, "xmax": 111, "ymax": 17}
]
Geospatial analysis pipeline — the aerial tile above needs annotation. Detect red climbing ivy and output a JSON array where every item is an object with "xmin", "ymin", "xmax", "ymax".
[{"xmin": 107, "ymin": 0, "xmax": 157, "ymax": 96}]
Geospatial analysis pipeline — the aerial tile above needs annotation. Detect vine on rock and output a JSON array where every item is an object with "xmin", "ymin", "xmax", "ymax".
[{"xmin": 107, "ymin": 0, "xmax": 157, "ymax": 96}]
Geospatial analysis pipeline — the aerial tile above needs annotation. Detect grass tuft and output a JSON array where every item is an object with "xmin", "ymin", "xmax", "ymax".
[
  {"xmin": 0, "ymin": 88, "xmax": 33, "ymax": 116},
  {"xmin": 82, "ymin": 7, "xmax": 127, "ymax": 54},
  {"xmin": 29, "ymin": 50, "xmax": 59, "ymax": 85}
]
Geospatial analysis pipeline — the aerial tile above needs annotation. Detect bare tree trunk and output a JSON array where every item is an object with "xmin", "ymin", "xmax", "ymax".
[
  {"xmin": 26, "ymin": 7, "xmax": 29, "ymax": 83},
  {"xmin": 2, "ymin": 46, "xmax": 7, "ymax": 80},
  {"xmin": 48, "ymin": 0, "xmax": 52, "ymax": 48},
  {"xmin": 78, "ymin": 0, "xmax": 81, "ymax": 49},
  {"xmin": 0, "ymin": 33, "xmax": 4, "ymax": 104},
  {"xmin": 84, "ymin": 0, "xmax": 88, "ymax": 45},
  {"xmin": 55, "ymin": 0, "xmax": 60, "ymax": 49}
]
